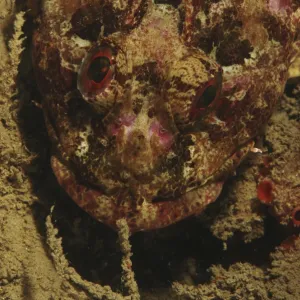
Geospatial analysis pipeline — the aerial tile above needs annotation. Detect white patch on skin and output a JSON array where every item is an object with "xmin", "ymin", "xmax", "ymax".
[
  {"xmin": 244, "ymin": 48, "xmax": 259, "ymax": 67},
  {"xmin": 60, "ymin": 20, "xmax": 72, "ymax": 35},
  {"xmin": 183, "ymin": 165, "xmax": 195, "ymax": 179},
  {"xmin": 71, "ymin": 35, "xmax": 92, "ymax": 48},
  {"xmin": 244, "ymin": 41, "xmax": 280, "ymax": 68},
  {"xmin": 222, "ymin": 64, "xmax": 244, "ymax": 77},
  {"xmin": 139, "ymin": 200, "xmax": 157, "ymax": 221},
  {"xmin": 232, "ymin": 89, "xmax": 248, "ymax": 101},
  {"xmin": 183, "ymin": 145, "xmax": 196, "ymax": 178},
  {"xmin": 196, "ymin": 10, "xmax": 207, "ymax": 28},
  {"xmin": 111, "ymin": 0, "xmax": 127, "ymax": 11},
  {"xmin": 209, "ymin": 45, "xmax": 218, "ymax": 60},
  {"xmin": 75, "ymin": 124, "xmax": 93, "ymax": 159},
  {"xmin": 166, "ymin": 151, "xmax": 176, "ymax": 160},
  {"xmin": 59, "ymin": 35, "xmax": 90, "ymax": 72},
  {"xmin": 210, "ymin": 115, "xmax": 226, "ymax": 126}
]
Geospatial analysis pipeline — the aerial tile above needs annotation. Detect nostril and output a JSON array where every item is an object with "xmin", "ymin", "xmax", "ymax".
[
  {"xmin": 127, "ymin": 131, "xmax": 147, "ymax": 150},
  {"xmin": 148, "ymin": 108, "xmax": 155, "ymax": 118}
]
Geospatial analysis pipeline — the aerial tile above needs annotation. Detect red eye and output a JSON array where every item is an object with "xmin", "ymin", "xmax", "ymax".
[
  {"xmin": 77, "ymin": 46, "xmax": 114, "ymax": 98},
  {"xmin": 197, "ymin": 84, "xmax": 218, "ymax": 107},
  {"xmin": 190, "ymin": 72, "xmax": 222, "ymax": 119},
  {"xmin": 87, "ymin": 56, "xmax": 110, "ymax": 84},
  {"xmin": 292, "ymin": 206, "xmax": 300, "ymax": 227}
]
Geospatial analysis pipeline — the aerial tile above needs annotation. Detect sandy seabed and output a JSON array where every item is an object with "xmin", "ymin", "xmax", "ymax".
[{"xmin": 0, "ymin": 2, "xmax": 300, "ymax": 299}]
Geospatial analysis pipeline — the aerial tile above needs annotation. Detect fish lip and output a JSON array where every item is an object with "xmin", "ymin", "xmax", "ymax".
[
  {"xmin": 52, "ymin": 153, "xmax": 217, "ymax": 198},
  {"xmin": 52, "ymin": 138, "xmax": 254, "ymax": 206},
  {"xmin": 51, "ymin": 155, "xmax": 224, "ymax": 232}
]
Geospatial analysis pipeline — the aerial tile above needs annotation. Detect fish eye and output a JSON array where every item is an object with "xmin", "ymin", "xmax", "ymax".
[
  {"xmin": 77, "ymin": 46, "xmax": 114, "ymax": 98},
  {"xmin": 195, "ymin": 84, "xmax": 218, "ymax": 109},
  {"xmin": 87, "ymin": 56, "xmax": 111, "ymax": 83},
  {"xmin": 190, "ymin": 75, "xmax": 222, "ymax": 120},
  {"xmin": 292, "ymin": 206, "xmax": 300, "ymax": 227}
]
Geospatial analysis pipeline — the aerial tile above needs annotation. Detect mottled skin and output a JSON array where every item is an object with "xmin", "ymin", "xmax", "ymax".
[
  {"xmin": 33, "ymin": 0, "xmax": 299, "ymax": 232},
  {"xmin": 257, "ymin": 127, "xmax": 300, "ymax": 227}
]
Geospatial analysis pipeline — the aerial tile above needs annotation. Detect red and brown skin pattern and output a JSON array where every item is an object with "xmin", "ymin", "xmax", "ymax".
[
  {"xmin": 257, "ymin": 146, "xmax": 300, "ymax": 227},
  {"xmin": 32, "ymin": 0, "xmax": 299, "ymax": 232}
]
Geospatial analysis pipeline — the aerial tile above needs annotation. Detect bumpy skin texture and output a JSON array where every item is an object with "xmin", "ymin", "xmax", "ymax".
[
  {"xmin": 256, "ymin": 117, "xmax": 300, "ymax": 227},
  {"xmin": 33, "ymin": 0, "xmax": 299, "ymax": 232}
]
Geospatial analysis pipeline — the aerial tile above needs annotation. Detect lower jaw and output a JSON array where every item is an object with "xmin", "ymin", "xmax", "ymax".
[
  {"xmin": 51, "ymin": 155, "xmax": 224, "ymax": 232},
  {"xmin": 50, "ymin": 141, "xmax": 253, "ymax": 232}
]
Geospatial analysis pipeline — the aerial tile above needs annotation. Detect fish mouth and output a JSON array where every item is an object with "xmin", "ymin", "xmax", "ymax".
[
  {"xmin": 50, "ymin": 155, "xmax": 223, "ymax": 232},
  {"xmin": 50, "ymin": 141, "xmax": 254, "ymax": 232}
]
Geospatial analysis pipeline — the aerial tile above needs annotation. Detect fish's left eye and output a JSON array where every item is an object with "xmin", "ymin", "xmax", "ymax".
[
  {"xmin": 190, "ymin": 72, "xmax": 222, "ymax": 119},
  {"xmin": 292, "ymin": 206, "xmax": 300, "ymax": 227},
  {"xmin": 196, "ymin": 84, "xmax": 218, "ymax": 109}
]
